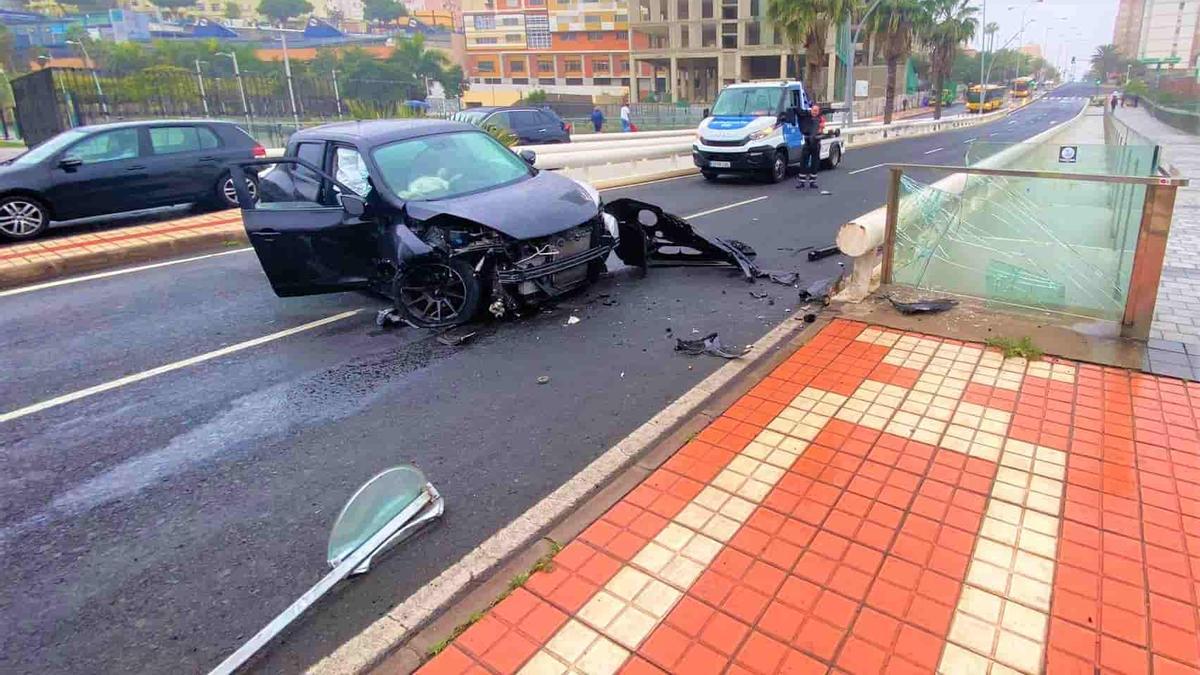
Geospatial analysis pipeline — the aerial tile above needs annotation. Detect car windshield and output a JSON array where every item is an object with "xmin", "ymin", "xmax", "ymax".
[
  {"xmin": 10, "ymin": 129, "xmax": 89, "ymax": 165},
  {"xmin": 452, "ymin": 110, "xmax": 490, "ymax": 125},
  {"xmin": 711, "ymin": 87, "xmax": 783, "ymax": 116},
  {"xmin": 372, "ymin": 131, "xmax": 531, "ymax": 201}
]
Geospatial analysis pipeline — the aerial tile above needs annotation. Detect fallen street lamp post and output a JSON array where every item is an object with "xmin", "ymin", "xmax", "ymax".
[{"xmin": 207, "ymin": 465, "xmax": 444, "ymax": 675}]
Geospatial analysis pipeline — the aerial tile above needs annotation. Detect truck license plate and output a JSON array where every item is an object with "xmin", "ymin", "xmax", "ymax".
[{"xmin": 709, "ymin": 160, "xmax": 731, "ymax": 168}]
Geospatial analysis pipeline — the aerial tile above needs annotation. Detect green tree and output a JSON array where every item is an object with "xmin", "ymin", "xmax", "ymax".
[
  {"xmin": 0, "ymin": 25, "xmax": 18, "ymax": 74},
  {"xmin": 257, "ymin": 0, "xmax": 312, "ymax": 24},
  {"xmin": 523, "ymin": 88, "xmax": 547, "ymax": 104},
  {"xmin": 1090, "ymin": 43, "xmax": 1125, "ymax": 82},
  {"xmin": 802, "ymin": 0, "xmax": 855, "ymax": 97},
  {"xmin": 224, "ymin": 1, "xmax": 241, "ymax": 18},
  {"xmin": 363, "ymin": 0, "xmax": 406, "ymax": 27},
  {"xmin": 765, "ymin": 0, "xmax": 807, "ymax": 79},
  {"xmin": 863, "ymin": 0, "xmax": 931, "ymax": 124},
  {"xmin": 149, "ymin": 0, "xmax": 198, "ymax": 19},
  {"xmin": 439, "ymin": 64, "xmax": 465, "ymax": 97},
  {"xmin": 389, "ymin": 34, "xmax": 447, "ymax": 97},
  {"xmin": 922, "ymin": 0, "xmax": 976, "ymax": 120}
]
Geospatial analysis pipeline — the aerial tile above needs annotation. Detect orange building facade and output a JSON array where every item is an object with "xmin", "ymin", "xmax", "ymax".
[{"xmin": 462, "ymin": 0, "xmax": 644, "ymax": 89}]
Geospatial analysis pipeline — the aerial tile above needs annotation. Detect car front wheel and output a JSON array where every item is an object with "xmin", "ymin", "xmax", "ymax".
[
  {"xmin": 394, "ymin": 258, "xmax": 482, "ymax": 329},
  {"xmin": 0, "ymin": 195, "xmax": 49, "ymax": 241},
  {"xmin": 218, "ymin": 173, "xmax": 258, "ymax": 209},
  {"xmin": 701, "ymin": 170, "xmax": 719, "ymax": 181}
]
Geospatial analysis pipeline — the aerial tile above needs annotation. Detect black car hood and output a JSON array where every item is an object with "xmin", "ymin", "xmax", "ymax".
[{"xmin": 403, "ymin": 170, "xmax": 598, "ymax": 239}]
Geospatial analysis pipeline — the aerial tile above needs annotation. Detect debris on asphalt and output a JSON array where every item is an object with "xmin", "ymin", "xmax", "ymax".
[
  {"xmin": 376, "ymin": 308, "xmax": 405, "ymax": 328},
  {"xmin": 807, "ymin": 245, "xmax": 841, "ymax": 261},
  {"xmin": 674, "ymin": 333, "xmax": 750, "ymax": 359},
  {"xmin": 778, "ymin": 246, "xmax": 815, "ymax": 255},
  {"xmin": 749, "ymin": 291, "xmax": 770, "ymax": 300},
  {"xmin": 803, "ymin": 313, "xmax": 817, "ymax": 323},
  {"xmin": 605, "ymin": 198, "xmax": 761, "ymax": 281},
  {"xmin": 820, "ymin": 190, "xmax": 833, "ymax": 196},
  {"xmin": 565, "ymin": 315, "xmax": 581, "ymax": 326},
  {"xmin": 888, "ymin": 296, "xmax": 959, "ymax": 315},
  {"xmin": 536, "ymin": 375, "xmax": 551, "ymax": 384},
  {"xmin": 436, "ymin": 327, "xmax": 478, "ymax": 346},
  {"xmin": 798, "ymin": 276, "xmax": 844, "ymax": 304}
]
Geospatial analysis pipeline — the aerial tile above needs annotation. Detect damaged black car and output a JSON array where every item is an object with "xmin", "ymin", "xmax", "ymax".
[{"xmin": 231, "ymin": 119, "xmax": 759, "ymax": 328}]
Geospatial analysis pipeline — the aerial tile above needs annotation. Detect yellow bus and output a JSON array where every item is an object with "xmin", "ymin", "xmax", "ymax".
[
  {"xmin": 1011, "ymin": 77, "xmax": 1034, "ymax": 99},
  {"xmin": 967, "ymin": 84, "xmax": 1007, "ymax": 112}
]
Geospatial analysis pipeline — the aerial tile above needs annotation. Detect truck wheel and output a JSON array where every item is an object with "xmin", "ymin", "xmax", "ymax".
[
  {"xmin": 701, "ymin": 170, "xmax": 719, "ymax": 181},
  {"xmin": 765, "ymin": 150, "xmax": 787, "ymax": 183},
  {"xmin": 822, "ymin": 145, "xmax": 842, "ymax": 170}
]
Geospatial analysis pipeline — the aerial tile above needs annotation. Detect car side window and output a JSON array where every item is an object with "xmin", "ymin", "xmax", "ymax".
[
  {"xmin": 293, "ymin": 142, "xmax": 325, "ymax": 181},
  {"xmin": 149, "ymin": 126, "xmax": 203, "ymax": 155},
  {"xmin": 510, "ymin": 111, "xmax": 541, "ymax": 129},
  {"xmin": 536, "ymin": 110, "xmax": 559, "ymax": 126},
  {"xmin": 65, "ymin": 128, "xmax": 140, "ymax": 164},
  {"xmin": 332, "ymin": 146, "xmax": 371, "ymax": 197},
  {"xmin": 197, "ymin": 127, "xmax": 221, "ymax": 149},
  {"xmin": 484, "ymin": 112, "xmax": 511, "ymax": 129}
]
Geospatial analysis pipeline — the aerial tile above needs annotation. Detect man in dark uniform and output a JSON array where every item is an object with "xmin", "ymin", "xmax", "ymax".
[{"xmin": 796, "ymin": 103, "xmax": 825, "ymax": 190}]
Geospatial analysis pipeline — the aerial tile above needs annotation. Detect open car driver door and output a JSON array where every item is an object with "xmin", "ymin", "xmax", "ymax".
[{"xmin": 230, "ymin": 159, "xmax": 377, "ymax": 298}]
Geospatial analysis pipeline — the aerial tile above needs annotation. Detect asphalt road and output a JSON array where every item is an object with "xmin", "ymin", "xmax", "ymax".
[{"xmin": 0, "ymin": 84, "xmax": 1092, "ymax": 675}]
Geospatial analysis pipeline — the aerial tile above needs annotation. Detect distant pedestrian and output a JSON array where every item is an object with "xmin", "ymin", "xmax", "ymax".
[
  {"xmin": 1110, "ymin": 91, "xmax": 1119, "ymax": 112},
  {"xmin": 591, "ymin": 106, "xmax": 605, "ymax": 132},
  {"xmin": 1133, "ymin": 94, "xmax": 1140, "ymax": 107},
  {"xmin": 1121, "ymin": 92, "xmax": 1127, "ymax": 107},
  {"xmin": 620, "ymin": 103, "xmax": 632, "ymax": 132}
]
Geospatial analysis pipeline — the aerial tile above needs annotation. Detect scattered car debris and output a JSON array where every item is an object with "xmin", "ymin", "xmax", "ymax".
[
  {"xmin": 605, "ymin": 198, "xmax": 760, "ymax": 281},
  {"xmin": 820, "ymin": 190, "xmax": 833, "ymax": 196},
  {"xmin": 436, "ymin": 327, "xmax": 478, "ymax": 346},
  {"xmin": 778, "ymin": 246, "xmax": 815, "ymax": 254},
  {"xmin": 798, "ymin": 276, "xmax": 844, "ymax": 304},
  {"xmin": 803, "ymin": 313, "xmax": 817, "ymax": 323},
  {"xmin": 888, "ymin": 296, "xmax": 959, "ymax": 315},
  {"xmin": 565, "ymin": 315, "xmax": 581, "ymax": 325},
  {"xmin": 536, "ymin": 375, "xmax": 551, "ymax": 384},
  {"xmin": 757, "ymin": 270, "xmax": 800, "ymax": 286},
  {"xmin": 674, "ymin": 333, "xmax": 750, "ymax": 359},
  {"xmin": 376, "ymin": 308, "xmax": 406, "ymax": 328},
  {"xmin": 807, "ymin": 245, "xmax": 841, "ymax": 261},
  {"xmin": 749, "ymin": 291, "xmax": 770, "ymax": 300}
]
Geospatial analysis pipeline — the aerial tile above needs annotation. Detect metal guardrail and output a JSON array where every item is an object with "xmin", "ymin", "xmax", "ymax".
[{"xmin": 878, "ymin": 163, "xmax": 1189, "ymax": 340}]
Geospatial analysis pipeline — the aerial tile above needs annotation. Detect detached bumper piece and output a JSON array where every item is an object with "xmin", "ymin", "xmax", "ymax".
[{"xmin": 604, "ymin": 198, "xmax": 760, "ymax": 281}]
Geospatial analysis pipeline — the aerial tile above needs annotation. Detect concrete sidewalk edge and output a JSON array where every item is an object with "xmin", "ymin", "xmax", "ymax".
[{"xmin": 304, "ymin": 314, "xmax": 829, "ymax": 675}]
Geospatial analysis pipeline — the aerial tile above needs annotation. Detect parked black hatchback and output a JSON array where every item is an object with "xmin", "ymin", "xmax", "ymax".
[
  {"xmin": 0, "ymin": 120, "xmax": 265, "ymax": 241},
  {"xmin": 451, "ymin": 106, "xmax": 572, "ymax": 145}
]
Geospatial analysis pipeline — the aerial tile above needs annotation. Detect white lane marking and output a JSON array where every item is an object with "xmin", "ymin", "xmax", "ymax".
[
  {"xmin": 848, "ymin": 163, "xmax": 886, "ymax": 175},
  {"xmin": 924, "ymin": 147, "xmax": 945, "ymax": 155},
  {"xmin": 0, "ymin": 248, "xmax": 253, "ymax": 298},
  {"xmin": 684, "ymin": 196, "xmax": 768, "ymax": 219},
  {"xmin": 989, "ymin": 132, "xmax": 1001, "ymax": 136},
  {"xmin": 963, "ymin": 137, "xmax": 978, "ymax": 144},
  {"xmin": 0, "ymin": 309, "xmax": 362, "ymax": 424}
]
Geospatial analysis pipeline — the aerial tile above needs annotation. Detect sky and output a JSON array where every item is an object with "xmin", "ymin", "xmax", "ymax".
[{"xmin": 969, "ymin": 0, "xmax": 1120, "ymax": 79}]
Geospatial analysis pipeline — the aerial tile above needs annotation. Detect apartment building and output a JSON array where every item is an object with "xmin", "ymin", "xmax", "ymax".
[
  {"xmin": 1113, "ymin": 0, "xmax": 1200, "ymax": 68},
  {"xmin": 461, "ymin": 0, "xmax": 638, "ymax": 96}
]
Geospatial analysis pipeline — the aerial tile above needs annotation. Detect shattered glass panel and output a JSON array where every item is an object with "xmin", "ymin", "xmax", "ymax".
[
  {"xmin": 327, "ymin": 466, "xmax": 427, "ymax": 567},
  {"xmin": 891, "ymin": 170, "xmax": 1147, "ymax": 322}
]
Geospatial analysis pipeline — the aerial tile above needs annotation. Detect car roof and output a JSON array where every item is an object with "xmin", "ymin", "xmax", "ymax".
[
  {"xmin": 464, "ymin": 106, "xmax": 557, "ymax": 114},
  {"xmin": 72, "ymin": 119, "xmax": 238, "ymax": 133},
  {"xmin": 724, "ymin": 81, "xmax": 804, "ymax": 89},
  {"xmin": 291, "ymin": 119, "xmax": 475, "ymax": 145}
]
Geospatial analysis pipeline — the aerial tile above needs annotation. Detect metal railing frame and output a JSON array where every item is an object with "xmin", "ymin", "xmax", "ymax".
[{"xmin": 879, "ymin": 163, "xmax": 1190, "ymax": 340}]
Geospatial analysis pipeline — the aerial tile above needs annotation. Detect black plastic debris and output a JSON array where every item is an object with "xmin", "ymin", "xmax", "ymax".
[
  {"xmin": 778, "ymin": 246, "xmax": 815, "ymax": 255},
  {"xmin": 376, "ymin": 308, "xmax": 405, "ymax": 328},
  {"xmin": 436, "ymin": 327, "xmax": 478, "ymax": 346},
  {"xmin": 605, "ymin": 198, "xmax": 760, "ymax": 281},
  {"xmin": 756, "ymin": 270, "xmax": 800, "ymax": 286},
  {"xmin": 675, "ymin": 333, "xmax": 750, "ymax": 359},
  {"xmin": 807, "ymin": 245, "xmax": 841, "ymax": 261},
  {"xmin": 798, "ymin": 276, "xmax": 843, "ymax": 304},
  {"xmin": 888, "ymin": 296, "xmax": 959, "ymax": 315}
]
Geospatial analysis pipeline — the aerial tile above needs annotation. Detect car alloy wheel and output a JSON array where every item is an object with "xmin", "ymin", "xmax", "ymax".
[
  {"xmin": 0, "ymin": 198, "xmax": 46, "ymax": 239},
  {"xmin": 396, "ymin": 260, "xmax": 480, "ymax": 328},
  {"xmin": 222, "ymin": 176, "xmax": 258, "ymax": 206}
]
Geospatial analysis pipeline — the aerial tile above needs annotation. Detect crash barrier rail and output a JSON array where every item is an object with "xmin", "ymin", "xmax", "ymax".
[
  {"xmin": 864, "ymin": 163, "xmax": 1186, "ymax": 340},
  {"xmin": 835, "ymin": 100, "xmax": 1089, "ymax": 304},
  {"xmin": 531, "ymin": 105, "xmax": 1021, "ymax": 185}
]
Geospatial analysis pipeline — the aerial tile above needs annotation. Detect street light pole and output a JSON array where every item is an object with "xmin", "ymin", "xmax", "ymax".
[
  {"xmin": 842, "ymin": 0, "xmax": 887, "ymax": 128},
  {"xmin": 978, "ymin": 0, "xmax": 987, "ymax": 113},
  {"xmin": 216, "ymin": 51, "xmax": 252, "ymax": 131},
  {"xmin": 66, "ymin": 39, "xmax": 108, "ymax": 120},
  {"xmin": 278, "ymin": 28, "xmax": 301, "ymax": 130},
  {"xmin": 194, "ymin": 59, "xmax": 210, "ymax": 115}
]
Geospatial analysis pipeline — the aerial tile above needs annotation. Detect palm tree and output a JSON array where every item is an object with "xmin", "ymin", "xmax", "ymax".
[
  {"xmin": 389, "ymin": 33, "xmax": 448, "ymax": 98},
  {"xmin": 1090, "ymin": 43, "xmax": 1124, "ymax": 83},
  {"xmin": 922, "ymin": 0, "xmax": 976, "ymax": 120},
  {"xmin": 863, "ymin": 0, "xmax": 930, "ymax": 124},
  {"xmin": 766, "ymin": 0, "xmax": 808, "ymax": 80},
  {"xmin": 801, "ymin": 0, "xmax": 857, "ymax": 98}
]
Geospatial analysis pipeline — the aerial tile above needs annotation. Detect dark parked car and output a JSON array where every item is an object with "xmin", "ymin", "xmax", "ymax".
[
  {"xmin": 233, "ymin": 119, "xmax": 754, "ymax": 328},
  {"xmin": 451, "ymin": 106, "xmax": 572, "ymax": 145},
  {"xmin": 0, "ymin": 120, "xmax": 265, "ymax": 241}
]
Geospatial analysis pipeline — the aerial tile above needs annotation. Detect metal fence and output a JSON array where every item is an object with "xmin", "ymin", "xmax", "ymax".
[{"xmin": 11, "ymin": 66, "xmax": 462, "ymax": 147}]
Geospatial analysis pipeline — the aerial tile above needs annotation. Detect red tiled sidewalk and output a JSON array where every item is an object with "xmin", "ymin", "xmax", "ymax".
[
  {"xmin": 417, "ymin": 319, "xmax": 1200, "ymax": 675},
  {"xmin": 0, "ymin": 210, "xmax": 245, "ymax": 289}
]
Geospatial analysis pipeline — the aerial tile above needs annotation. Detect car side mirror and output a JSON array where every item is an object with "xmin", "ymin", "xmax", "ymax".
[
  {"xmin": 59, "ymin": 156, "xmax": 82, "ymax": 172},
  {"xmin": 519, "ymin": 149, "xmax": 536, "ymax": 165},
  {"xmin": 340, "ymin": 193, "xmax": 366, "ymax": 217},
  {"xmin": 702, "ymin": 108, "xmax": 710, "ymax": 118}
]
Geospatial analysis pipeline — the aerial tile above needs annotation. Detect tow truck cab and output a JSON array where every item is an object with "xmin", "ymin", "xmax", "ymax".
[{"xmin": 692, "ymin": 80, "xmax": 845, "ymax": 183}]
